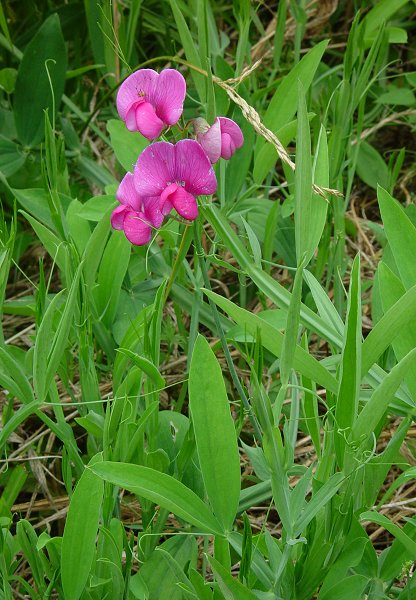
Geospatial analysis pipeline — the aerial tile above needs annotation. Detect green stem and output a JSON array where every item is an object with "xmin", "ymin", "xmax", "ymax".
[{"xmin": 193, "ymin": 219, "xmax": 262, "ymax": 442}]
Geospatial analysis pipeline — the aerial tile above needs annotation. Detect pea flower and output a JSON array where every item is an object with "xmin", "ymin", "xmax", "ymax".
[
  {"xmin": 193, "ymin": 117, "xmax": 244, "ymax": 163},
  {"xmin": 111, "ymin": 172, "xmax": 164, "ymax": 245},
  {"xmin": 116, "ymin": 68, "xmax": 186, "ymax": 140},
  {"xmin": 133, "ymin": 139, "xmax": 217, "ymax": 221}
]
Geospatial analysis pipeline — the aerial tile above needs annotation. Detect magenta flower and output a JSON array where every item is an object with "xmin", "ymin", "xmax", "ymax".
[
  {"xmin": 116, "ymin": 68, "xmax": 186, "ymax": 140},
  {"xmin": 133, "ymin": 139, "xmax": 217, "ymax": 221},
  {"xmin": 194, "ymin": 117, "xmax": 244, "ymax": 163},
  {"xmin": 111, "ymin": 172, "xmax": 164, "ymax": 245}
]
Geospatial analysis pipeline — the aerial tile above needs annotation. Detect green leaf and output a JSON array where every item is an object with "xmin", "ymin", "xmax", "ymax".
[
  {"xmin": 0, "ymin": 400, "xmax": 40, "ymax": 454},
  {"xmin": 76, "ymin": 194, "xmax": 116, "ymax": 221},
  {"xmin": 378, "ymin": 186, "xmax": 416, "ymax": 289},
  {"xmin": 115, "ymin": 349, "xmax": 165, "ymax": 388},
  {"xmin": 90, "ymin": 462, "xmax": 223, "ymax": 534},
  {"xmin": 94, "ymin": 231, "xmax": 131, "ymax": 328},
  {"xmin": 376, "ymin": 86, "xmax": 416, "ymax": 107},
  {"xmin": 303, "ymin": 270, "xmax": 344, "ymax": 338},
  {"xmin": 360, "ymin": 511, "xmax": 416, "ymax": 556},
  {"xmin": 203, "ymin": 289, "xmax": 338, "ymax": 393},
  {"xmin": 13, "ymin": 188, "xmax": 72, "ymax": 231},
  {"xmin": 361, "ymin": 0, "xmax": 412, "ymax": 39},
  {"xmin": 356, "ymin": 142, "xmax": 389, "ymax": 190},
  {"xmin": 352, "ymin": 347, "xmax": 416, "ymax": 447},
  {"xmin": 308, "ymin": 125, "xmax": 329, "ymax": 258},
  {"xmin": 294, "ymin": 81, "xmax": 312, "ymax": 265},
  {"xmin": 0, "ymin": 346, "xmax": 34, "ymax": 404},
  {"xmin": 318, "ymin": 575, "xmax": 369, "ymax": 600},
  {"xmin": 253, "ymin": 40, "xmax": 328, "ymax": 184},
  {"xmin": 293, "ymin": 472, "xmax": 344, "ymax": 536},
  {"xmin": 61, "ymin": 455, "xmax": 104, "ymax": 600},
  {"xmin": 168, "ymin": 0, "xmax": 205, "ymax": 102},
  {"xmin": 189, "ymin": 335, "xmax": 241, "ymax": 531},
  {"xmin": 107, "ymin": 119, "xmax": 149, "ymax": 172},
  {"xmin": 0, "ymin": 67, "xmax": 17, "ymax": 94},
  {"xmin": 203, "ymin": 204, "xmax": 342, "ymax": 348},
  {"xmin": 14, "ymin": 14, "xmax": 67, "ymax": 146},
  {"xmin": 361, "ymin": 278, "xmax": 416, "ymax": 377},
  {"xmin": 20, "ymin": 210, "xmax": 68, "ymax": 272},
  {"xmin": 33, "ymin": 265, "xmax": 82, "ymax": 401},
  {"xmin": 139, "ymin": 537, "xmax": 197, "ymax": 600},
  {"xmin": 207, "ymin": 556, "xmax": 259, "ymax": 600},
  {"xmin": 335, "ymin": 255, "xmax": 361, "ymax": 466},
  {"xmin": 0, "ymin": 135, "xmax": 25, "ymax": 176}
]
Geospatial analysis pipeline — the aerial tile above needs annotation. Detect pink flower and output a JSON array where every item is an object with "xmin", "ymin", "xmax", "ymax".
[
  {"xmin": 116, "ymin": 69, "xmax": 186, "ymax": 140},
  {"xmin": 111, "ymin": 172, "xmax": 164, "ymax": 245},
  {"xmin": 194, "ymin": 117, "xmax": 244, "ymax": 163},
  {"xmin": 133, "ymin": 139, "xmax": 217, "ymax": 221}
]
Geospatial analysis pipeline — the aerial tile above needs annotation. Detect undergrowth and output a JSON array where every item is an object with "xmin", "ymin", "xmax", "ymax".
[{"xmin": 2, "ymin": 1, "xmax": 416, "ymax": 598}]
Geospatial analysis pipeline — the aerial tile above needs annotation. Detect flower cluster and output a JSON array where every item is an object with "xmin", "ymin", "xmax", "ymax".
[{"xmin": 111, "ymin": 68, "xmax": 244, "ymax": 245}]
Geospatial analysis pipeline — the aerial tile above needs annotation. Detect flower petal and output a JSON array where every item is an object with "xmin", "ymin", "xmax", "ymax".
[
  {"xmin": 123, "ymin": 210, "xmax": 153, "ymax": 245},
  {"xmin": 198, "ymin": 118, "xmax": 221, "ymax": 163},
  {"xmin": 153, "ymin": 69, "xmax": 186, "ymax": 125},
  {"xmin": 220, "ymin": 132, "xmax": 236, "ymax": 160},
  {"xmin": 111, "ymin": 205, "xmax": 128, "ymax": 230},
  {"xmin": 143, "ymin": 196, "xmax": 165, "ymax": 228},
  {"xmin": 116, "ymin": 172, "xmax": 141, "ymax": 210},
  {"xmin": 168, "ymin": 187, "xmax": 198, "ymax": 220},
  {"xmin": 116, "ymin": 69, "xmax": 158, "ymax": 122},
  {"xmin": 125, "ymin": 102, "xmax": 141, "ymax": 131},
  {"xmin": 174, "ymin": 139, "xmax": 217, "ymax": 196},
  {"xmin": 135, "ymin": 102, "xmax": 165, "ymax": 140},
  {"xmin": 218, "ymin": 117, "xmax": 244, "ymax": 149},
  {"xmin": 134, "ymin": 142, "xmax": 176, "ymax": 197}
]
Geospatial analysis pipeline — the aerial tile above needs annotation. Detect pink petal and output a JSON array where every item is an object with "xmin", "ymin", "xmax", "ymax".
[
  {"xmin": 125, "ymin": 102, "xmax": 141, "ymax": 131},
  {"xmin": 153, "ymin": 69, "xmax": 186, "ymax": 125},
  {"xmin": 116, "ymin": 172, "xmax": 141, "ymax": 210},
  {"xmin": 135, "ymin": 102, "xmax": 165, "ymax": 140},
  {"xmin": 218, "ymin": 117, "xmax": 244, "ymax": 149},
  {"xmin": 134, "ymin": 142, "xmax": 176, "ymax": 197},
  {"xmin": 116, "ymin": 69, "xmax": 158, "ymax": 122},
  {"xmin": 111, "ymin": 205, "xmax": 128, "ymax": 230},
  {"xmin": 220, "ymin": 132, "xmax": 236, "ymax": 160},
  {"xmin": 160, "ymin": 182, "xmax": 179, "ymax": 213},
  {"xmin": 174, "ymin": 139, "xmax": 217, "ymax": 197},
  {"xmin": 198, "ymin": 118, "xmax": 221, "ymax": 163},
  {"xmin": 143, "ymin": 196, "xmax": 165, "ymax": 228},
  {"xmin": 166, "ymin": 187, "xmax": 198, "ymax": 220},
  {"xmin": 123, "ymin": 210, "xmax": 153, "ymax": 246}
]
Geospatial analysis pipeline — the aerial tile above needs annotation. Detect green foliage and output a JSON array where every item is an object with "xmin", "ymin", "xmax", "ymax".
[{"xmin": 2, "ymin": 0, "xmax": 416, "ymax": 597}]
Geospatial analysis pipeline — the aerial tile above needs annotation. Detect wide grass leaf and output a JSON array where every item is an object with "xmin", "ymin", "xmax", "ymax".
[
  {"xmin": 335, "ymin": 255, "xmax": 361, "ymax": 466},
  {"xmin": 361, "ymin": 279, "xmax": 416, "ymax": 377},
  {"xmin": 378, "ymin": 264, "xmax": 416, "ymax": 398},
  {"xmin": 207, "ymin": 556, "xmax": 259, "ymax": 600},
  {"xmin": 107, "ymin": 119, "xmax": 148, "ymax": 172},
  {"xmin": 378, "ymin": 186, "xmax": 416, "ymax": 289},
  {"xmin": 203, "ymin": 205, "xmax": 342, "ymax": 348},
  {"xmin": 94, "ymin": 230, "xmax": 131, "ymax": 329},
  {"xmin": 352, "ymin": 347, "xmax": 416, "ymax": 447},
  {"xmin": 189, "ymin": 335, "xmax": 241, "ymax": 532},
  {"xmin": 90, "ymin": 462, "xmax": 223, "ymax": 535},
  {"xmin": 14, "ymin": 14, "xmax": 67, "ymax": 146},
  {"xmin": 360, "ymin": 511, "xmax": 416, "ymax": 556},
  {"xmin": 253, "ymin": 40, "xmax": 328, "ymax": 184},
  {"xmin": 294, "ymin": 82, "xmax": 312, "ymax": 265},
  {"xmin": 318, "ymin": 575, "xmax": 368, "ymax": 600},
  {"xmin": 204, "ymin": 289, "xmax": 338, "ymax": 393},
  {"xmin": 61, "ymin": 456, "xmax": 104, "ymax": 600}
]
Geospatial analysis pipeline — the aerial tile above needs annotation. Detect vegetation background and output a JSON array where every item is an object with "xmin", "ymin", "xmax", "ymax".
[{"xmin": 2, "ymin": 0, "xmax": 416, "ymax": 598}]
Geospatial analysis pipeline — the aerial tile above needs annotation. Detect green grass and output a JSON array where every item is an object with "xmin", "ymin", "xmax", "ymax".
[{"xmin": 2, "ymin": 1, "xmax": 416, "ymax": 598}]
